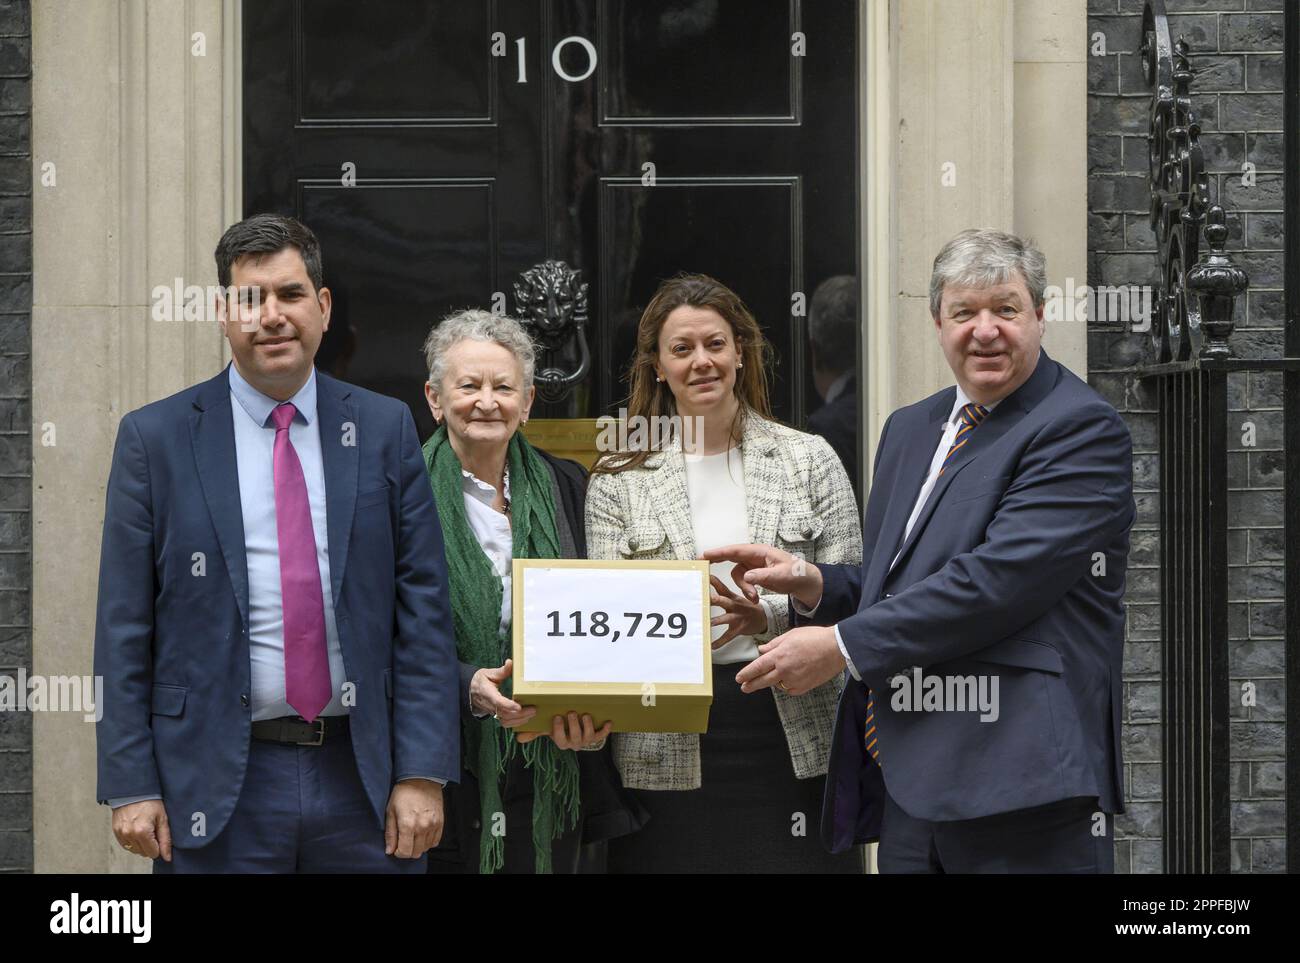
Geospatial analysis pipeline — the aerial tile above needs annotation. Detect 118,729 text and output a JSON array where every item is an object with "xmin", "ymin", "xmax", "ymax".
[{"xmin": 545, "ymin": 610, "xmax": 687, "ymax": 642}]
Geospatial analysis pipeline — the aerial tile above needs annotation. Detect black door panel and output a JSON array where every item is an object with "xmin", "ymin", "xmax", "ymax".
[{"xmin": 244, "ymin": 0, "xmax": 859, "ymax": 459}]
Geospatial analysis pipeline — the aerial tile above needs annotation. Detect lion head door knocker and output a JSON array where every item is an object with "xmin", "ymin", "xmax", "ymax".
[{"xmin": 513, "ymin": 260, "xmax": 591, "ymax": 403}]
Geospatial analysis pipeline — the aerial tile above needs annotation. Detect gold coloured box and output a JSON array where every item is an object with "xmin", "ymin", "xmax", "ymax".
[{"xmin": 510, "ymin": 558, "xmax": 713, "ymax": 733}]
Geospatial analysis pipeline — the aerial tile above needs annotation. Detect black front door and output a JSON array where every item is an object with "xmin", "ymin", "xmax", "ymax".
[{"xmin": 243, "ymin": 0, "xmax": 859, "ymax": 458}]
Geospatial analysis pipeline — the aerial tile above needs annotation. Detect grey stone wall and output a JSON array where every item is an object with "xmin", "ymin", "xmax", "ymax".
[
  {"xmin": 0, "ymin": 0, "xmax": 31, "ymax": 873},
  {"xmin": 1087, "ymin": 0, "xmax": 1286, "ymax": 873}
]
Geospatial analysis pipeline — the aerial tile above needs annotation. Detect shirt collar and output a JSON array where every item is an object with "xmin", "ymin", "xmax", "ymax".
[
  {"xmin": 948, "ymin": 384, "xmax": 1001, "ymax": 427},
  {"xmin": 228, "ymin": 363, "xmax": 318, "ymax": 428},
  {"xmin": 461, "ymin": 466, "xmax": 510, "ymax": 506}
]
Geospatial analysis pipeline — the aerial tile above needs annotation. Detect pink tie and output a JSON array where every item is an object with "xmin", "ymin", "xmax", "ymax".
[{"xmin": 272, "ymin": 403, "xmax": 331, "ymax": 722}]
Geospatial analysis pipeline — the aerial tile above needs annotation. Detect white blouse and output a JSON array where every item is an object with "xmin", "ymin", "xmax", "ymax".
[
  {"xmin": 461, "ymin": 467, "xmax": 512, "ymax": 636},
  {"xmin": 683, "ymin": 447, "xmax": 766, "ymax": 665}
]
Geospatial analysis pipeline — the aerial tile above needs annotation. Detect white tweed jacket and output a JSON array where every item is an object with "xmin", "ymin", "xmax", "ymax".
[{"xmin": 585, "ymin": 414, "xmax": 863, "ymax": 791}]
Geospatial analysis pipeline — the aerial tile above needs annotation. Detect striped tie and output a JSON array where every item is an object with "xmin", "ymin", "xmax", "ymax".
[
  {"xmin": 938, "ymin": 402, "xmax": 989, "ymax": 475},
  {"xmin": 865, "ymin": 691, "xmax": 880, "ymax": 764}
]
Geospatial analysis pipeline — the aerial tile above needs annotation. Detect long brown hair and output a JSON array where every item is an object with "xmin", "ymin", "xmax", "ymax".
[{"xmin": 593, "ymin": 273, "xmax": 774, "ymax": 475}]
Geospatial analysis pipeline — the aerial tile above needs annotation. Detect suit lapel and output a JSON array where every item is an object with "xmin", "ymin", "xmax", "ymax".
[
  {"xmin": 862, "ymin": 392, "xmax": 950, "ymax": 601},
  {"xmin": 315, "ymin": 371, "xmax": 359, "ymax": 607},
  {"xmin": 189, "ymin": 367, "xmax": 250, "ymax": 627},
  {"xmin": 741, "ymin": 417, "xmax": 781, "ymax": 548},
  {"xmin": 887, "ymin": 349, "xmax": 1061, "ymax": 575}
]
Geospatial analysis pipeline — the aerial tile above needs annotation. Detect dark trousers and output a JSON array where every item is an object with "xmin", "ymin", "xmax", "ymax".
[
  {"xmin": 609, "ymin": 663, "xmax": 863, "ymax": 874},
  {"xmin": 876, "ymin": 791, "xmax": 1114, "ymax": 874},
  {"xmin": 154, "ymin": 735, "xmax": 426, "ymax": 874}
]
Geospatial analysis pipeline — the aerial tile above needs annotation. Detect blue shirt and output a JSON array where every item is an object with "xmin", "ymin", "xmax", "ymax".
[{"xmin": 228, "ymin": 364, "xmax": 349, "ymax": 721}]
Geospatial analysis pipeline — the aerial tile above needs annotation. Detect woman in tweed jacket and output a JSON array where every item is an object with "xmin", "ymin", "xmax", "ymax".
[{"xmin": 587, "ymin": 274, "xmax": 864, "ymax": 873}]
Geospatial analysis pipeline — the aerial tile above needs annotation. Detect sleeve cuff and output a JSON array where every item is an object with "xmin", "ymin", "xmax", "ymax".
[
  {"xmin": 792, "ymin": 595, "xmax": 819, "ymax": 617},
  {"xmin": 106, "ymin": 795, "xmax": 162, "ymax": 809},
  {"xmin": 468, "ymin": 682, "xmax": 490, "ymax": 719},
  {"xmin": 397, "ymin": 776, "xmax": 449, "ymax": 786},
  {"xmin": 834, "ymin": 624, "xmax": 861, "ymax": 682}
]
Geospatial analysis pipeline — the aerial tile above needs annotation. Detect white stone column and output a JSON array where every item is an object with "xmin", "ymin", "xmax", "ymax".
[
  {"xmin": 31, "ymin": 0, "xmax": 236, "ymax": 873},
  {"xmin": 893, "ymin": 0, "xmax": 1016, "ymax": 414},
  {"xmin": 1013, "ymin": 0, "xmax": 1087, "ymax": 376},
  {"xmin": 867, "ymin": 0, "xmax": 1087, "ymax": 451}
]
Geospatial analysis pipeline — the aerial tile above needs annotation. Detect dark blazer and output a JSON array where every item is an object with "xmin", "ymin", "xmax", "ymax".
[
  {"xmin": 93, "ymin": 365, "xmax": 460, "ymax": 848},
  {"xmin": 797, "ymin": 349, "xmax": 1135, "ymax": 854},
  {"xmin": 440, "ymin": 448, "xmax": 647, "ymax": 867}
]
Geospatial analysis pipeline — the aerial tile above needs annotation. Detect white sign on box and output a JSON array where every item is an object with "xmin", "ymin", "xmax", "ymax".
[{"xmin": 519, "ymin": 565, "xmax": 707, "ymax": 684}]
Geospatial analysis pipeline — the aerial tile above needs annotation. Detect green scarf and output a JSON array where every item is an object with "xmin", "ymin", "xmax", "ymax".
[{"xmin": 423, "ymin": 425, "xmax": 580, "ymax": 874}]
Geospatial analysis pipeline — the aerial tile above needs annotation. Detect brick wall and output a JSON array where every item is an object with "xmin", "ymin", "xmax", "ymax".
[
  {"xmin": 1087, "ymin": 0, "xmax": 1286, "ymax": 873},
  {"xmin": 0, "ymin": 0, "xmax": 31, "ymax": 873}
]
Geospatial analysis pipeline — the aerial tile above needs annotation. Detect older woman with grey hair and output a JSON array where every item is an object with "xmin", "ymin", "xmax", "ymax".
[{"xmin": 420, "ymin": 309, "xmax": 644, "ymax": 875}]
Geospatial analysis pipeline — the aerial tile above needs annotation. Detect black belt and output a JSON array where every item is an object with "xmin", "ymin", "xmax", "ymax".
[{"xmin": 251, "ymin": 715, "xmax": 349, "ymax": 747}]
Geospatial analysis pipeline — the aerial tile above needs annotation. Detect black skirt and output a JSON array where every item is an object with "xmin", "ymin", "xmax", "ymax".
[
  {"xmin": 428, "ymin": 740, "xmax": 648, "ymax": 875},
  {"xmin": 607, "ymin": 661, "xmax": 864, "ymax": 874}
]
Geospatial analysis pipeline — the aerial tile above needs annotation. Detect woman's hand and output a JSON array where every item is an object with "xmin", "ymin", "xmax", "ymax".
[
  {"xmin": 469, "ymin": 659, "xmax": 538, "ymax": 728},
  {"xmin": 700, "ymin": 543, "xmax": 824, "ymax": 610},
  {"xmin": 709, "ymin": 574, "xmax": 768, "ymax": 648},
  {"xmin": 517, "ymin": 711, "xmax": 613, "ymax": 750}
]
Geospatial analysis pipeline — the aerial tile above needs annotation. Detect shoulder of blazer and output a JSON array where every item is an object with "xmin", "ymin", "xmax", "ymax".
[
  {"xmin": 125, "ymin": 367, "xmax": 230, "ymax": 437},
  {"xmin": 1015, "ymin": 358, "xmax": 1129, "ymax": 445},
  {"xmin": 1050, "ymin": 360, "xmax": 1123, "ymax": 421},
  {"xmin": 744, "ymin": 415, "xmax": 832, "ymax": 467},
  {"xmin": 315, "ymin": 368, "xmax": 410, "ymax": 420}
]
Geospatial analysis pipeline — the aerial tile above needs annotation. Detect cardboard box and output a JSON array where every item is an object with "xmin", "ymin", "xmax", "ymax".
[{"xmin": 510, "ymin": 558, "xmax": 713, "ymax": 733}]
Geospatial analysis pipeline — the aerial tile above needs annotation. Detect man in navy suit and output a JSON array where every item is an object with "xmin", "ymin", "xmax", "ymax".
[
  {"xmin": 94, "ymin": 214, "xmax": 459, "ymax": 872},
  {"xmin": 706, "ymin": 229, "xmax": 1134, "ymax": 872}
]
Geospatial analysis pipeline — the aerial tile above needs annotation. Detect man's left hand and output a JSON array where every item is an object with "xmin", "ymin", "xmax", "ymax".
[
  {"xmin": 736, "ymin": 625, "xmax": 846, "ymax": 696},
  {"xmin": 384, "ymin": 778, "xmax": 444, "ymax": 858}
]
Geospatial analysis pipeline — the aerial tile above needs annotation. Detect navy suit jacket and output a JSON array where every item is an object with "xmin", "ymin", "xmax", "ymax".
[
  {"xmin": 798, "ymin": 350, "xmax": 1134, "ymax": 853},
  {"xmin": 93, "ymin": 366, "xmax": 459, "ymax": 848}
]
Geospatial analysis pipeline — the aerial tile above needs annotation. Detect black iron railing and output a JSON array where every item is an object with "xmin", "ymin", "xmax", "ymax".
[{"xmin": 1133, "ymin": 0, "xmax": 1300, "ymax": 873}]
